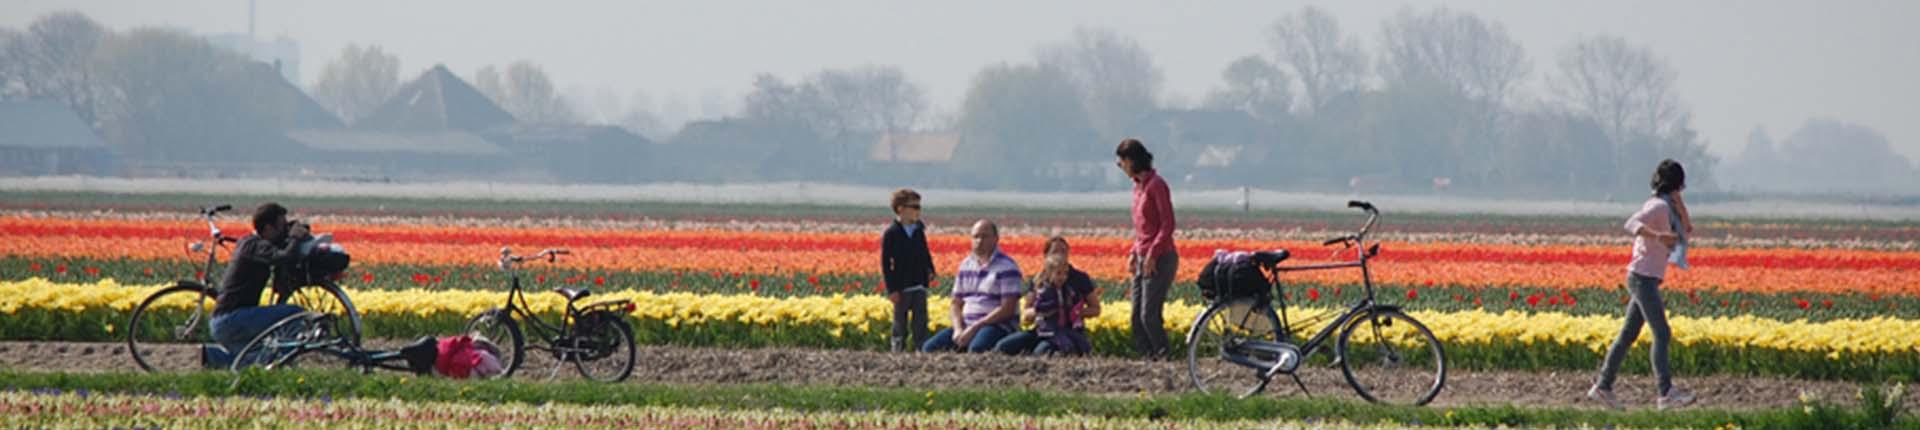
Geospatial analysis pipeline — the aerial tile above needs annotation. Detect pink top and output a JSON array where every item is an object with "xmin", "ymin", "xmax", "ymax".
[
  {"xmin": 1623, "ymin": 197, "xmax": 1674, "ymax": 279},
  {"xmin": 1130, "ymin": 169, "xmax": 1177, "ymax": 258}
]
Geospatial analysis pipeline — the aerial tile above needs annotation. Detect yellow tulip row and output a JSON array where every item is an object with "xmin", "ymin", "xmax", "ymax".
[{"xmin": 6, "ymin": 278, "xmax": 1918, "ymax": 357}]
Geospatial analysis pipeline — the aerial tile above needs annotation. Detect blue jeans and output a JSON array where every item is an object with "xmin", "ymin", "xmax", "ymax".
[
  {"xmin": 208, "ymin": 304, "xmax": 305, "ymax": 367},
  {"xmin": 995, "ymin": 331, "xmax": 1041, "ymax": 355},
  {"xmin": 921, "ymin": 324, "xmax": 1012, "ymax": 353},
  {"xmin": 996, "ymin": 329, "xmax": 1092, "ymax": 356}
]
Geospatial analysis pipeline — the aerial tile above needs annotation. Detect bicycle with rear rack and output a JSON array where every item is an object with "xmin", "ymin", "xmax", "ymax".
[
  {"xmin": 124, "ymin": 204, "xmax": 363, "ymax": 372},
  {"xmin": 1185, "ymin": 201, "xmax": 1447, "ymax": 406},
  {"xmin": 464, "ymin": 247, "xmax": 637, "ymax": 382}
]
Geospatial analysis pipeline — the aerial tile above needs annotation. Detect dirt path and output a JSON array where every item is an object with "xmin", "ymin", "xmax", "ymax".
[{"xmin": 1, "ymin": 341, "xmax": 1905, "ymax": 411}]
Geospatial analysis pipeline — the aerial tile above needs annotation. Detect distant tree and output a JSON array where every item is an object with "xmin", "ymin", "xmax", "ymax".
[
  {"xmin": 93, "ymin": 28, "xmax": 282, "ymax": 160},
  {"xmin": 0, "ymin": 11, "xmax": 113, "ymax": 128},
  {"xmin": 811, "ymin": 66, "xmax": 927, "ymax": 137},
  {"xmin": 1037, "ymin": 27, "xmax": 1162, "ymax": 141},
  {"xmin": 1375, "ymin": 7, "xmax": 1532, "ymax": 186},
  {"xmin": 1378, "ymin": 7, "xmax": 1530, "ymax": 107},
  {"xmin": 1550, "ymin": 35, "xmax": 1687, "ymax": 145},
  {"xmin": 0, "ymin": 28, "xmax": 20, "ymax": 99},
  {"xmin": 1266, "ymin": 6, "xmax": 1368, "ymax": 115},
  {"xmin": 739, "ymin": 66, "xmax": 929, "ymax": 169},
  {"xmin": 474, "ymin": 60, "xmax": 574, "ymax": 124},
  {"xmin": 309, "ymin": 43, "xmax": 400, "ymax": 124},
  {"xmin": 1203, "ymin": 55, "xmax": 1292, "ymax": 123},
  {"xmin": 1550, "ymin": 35, "xmax": 1716, "ymax": 191},
  {"xmin": 1773, "ymin": 119, "xmax": 1914, "ymax": 193},
  {"xmin": 952, "ymin": 62, "xmax": 1098, "ymax": 189}
]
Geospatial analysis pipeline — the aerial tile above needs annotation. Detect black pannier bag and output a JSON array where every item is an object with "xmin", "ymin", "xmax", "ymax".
[
  {"xmin": 1194, "ymin": 250, "xmax": 1288, "ymax": 302},
  {"xmin": 294, "ymin": 233, "xmax": 352, "ymax": 282}
]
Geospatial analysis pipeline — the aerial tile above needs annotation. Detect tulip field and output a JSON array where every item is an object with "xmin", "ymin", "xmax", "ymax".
[{"xmin": 0, "ymin": 189, "xmax": 1916, "ymax": 428}]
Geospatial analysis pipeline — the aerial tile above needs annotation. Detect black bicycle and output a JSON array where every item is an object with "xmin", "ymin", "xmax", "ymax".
[
  {"xmin": 229, "ymin": 311, "xmax": 437, "ymax": 376},
  {"xmin": 124, "ymin": 204, "xmax": 363, "ymax": 372},
  {"xmin": 1185, "ymin": 201, "xmax": 1446, "ymax": 406},
  {"xmin": 464, "ymin": 247, "xmax": 637, "ymax": 382}
]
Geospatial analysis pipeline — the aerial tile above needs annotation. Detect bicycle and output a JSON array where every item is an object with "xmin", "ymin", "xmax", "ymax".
[
  {"xmin": 464, "ymin": 247, "xmax": 637, "ymax": 382},
  {"xmin": 124, "ymin": 204, "xmax": 364, "ymax": 372},
  {"xmin": 226, "ymin": 311, "xmax": 419, "ymax": 374},
  {"xmin": 1185, "ymin": 201, "xmax": 1447, "ymax": 406}
]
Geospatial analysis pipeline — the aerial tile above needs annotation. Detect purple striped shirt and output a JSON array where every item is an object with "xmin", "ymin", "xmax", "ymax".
[{"xmin": 955, "ymin": 251, "xmax": 1023, "ymax": 329}]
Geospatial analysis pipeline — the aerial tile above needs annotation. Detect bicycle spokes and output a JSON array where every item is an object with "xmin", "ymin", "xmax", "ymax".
[{"xmin": 1338, "ymin": 311, "xmax": 1445, "ymax": 406}]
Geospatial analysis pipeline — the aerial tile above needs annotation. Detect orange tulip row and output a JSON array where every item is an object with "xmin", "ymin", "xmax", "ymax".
[
  {"xmin": 8, "ymin": 216, "xmax": 1920, "ymax": 272},
  {"xmin": 7, "ymin": 231, "xmax": 1918, "ymax": 296}
]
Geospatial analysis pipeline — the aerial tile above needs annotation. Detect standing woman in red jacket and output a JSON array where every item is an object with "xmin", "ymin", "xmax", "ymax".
[{"xmin": 1116, "ymin": 139, "xmax": 1177, "ymax": 360}]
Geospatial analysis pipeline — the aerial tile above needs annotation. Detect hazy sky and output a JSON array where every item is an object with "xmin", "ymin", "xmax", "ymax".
[{"xmin": 6, "ymin": 0, "xmax": 1915, "ymax": 161}]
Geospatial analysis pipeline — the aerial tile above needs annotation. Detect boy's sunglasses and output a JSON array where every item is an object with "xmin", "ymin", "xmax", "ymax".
[{"xmin": 902, "ymin": 204, "xmax": 922, "ymax": 210}]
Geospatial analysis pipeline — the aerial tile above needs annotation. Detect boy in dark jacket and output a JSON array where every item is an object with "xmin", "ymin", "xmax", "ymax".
[{"xmin": 881, "ymin": 189, "xmax": 935, "ymax": 352}]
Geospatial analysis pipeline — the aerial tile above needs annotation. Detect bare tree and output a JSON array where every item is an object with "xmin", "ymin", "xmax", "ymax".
[
  {"xmin": 93, "ymin": 28, "xmax": 274, "ymax": 159},
  {"xmin": 1204, "ymin": 55, "xmax": 1292, "ymax": 122},
  {"xmin": 1549, "ymin": 35, "xmax": 1686, "ymax": 144},
  {"xmin": 1266, "ymin": 6, "xmax": 1367, "ymax": 115},
  {"xmin": 1, "ymin": 12, "xmax": 112, "ymax": 128},
  {"xmin": 0, "ymin": 28, "xmax": 24, "ymax": 99},
  {"xmin": 617, "ymin": 89, "xmax": 668, "ymax": 140},
  {"xmin": 740, "ymin": 66, "xmax": 929, "ymax": 168},
  {"xmin": 1378, "ymin": 7, "xmax": 1530, "ymax": 107},
  {"xmin": 309, "ymin": 43, "xmax": 400, "ymax": 124},
  {"xmin": 813, "ymin": 65, "xmax": 928, "ymax": 136},
  {"xmin": 1037, "ymin": 27, "xmax": 1162, "ymax": 141},
  {"xmin": 740, "ymin": 73, "xmax": 823, "ymax": 129},
  {"xmin": 954, "ymin": 62, "xmax": 1097, "ymax": 188},
  {"xmin": 473, "ymin": 60, "xmax": 574, "ymax": 124}
]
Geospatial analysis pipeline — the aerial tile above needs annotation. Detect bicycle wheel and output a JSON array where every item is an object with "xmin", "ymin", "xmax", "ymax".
[
  {"xmin": 276, "ymin": 282, "xmax": 362, "ymax": 346},
  {"xmin": 1186, "ymin": 297, "xmax": 1284, "ymax": 398},
  {"xmin": 1337, "ymin": 308, "xmax": 1446, "ymax": 406},
  {"xmin": 231, "ymin": 312, "xmax": 351, "ymax": 372},
  {"xmin": 570, "ymin": 311, "xmax": 635, "ymax": 382},
  {"xmin": 465, "ymin": 309, "xmax": 525, "ymax": 379},
  {"xmin": 126, "ymin": 283, "xmax": 218, "ymax": 372}
]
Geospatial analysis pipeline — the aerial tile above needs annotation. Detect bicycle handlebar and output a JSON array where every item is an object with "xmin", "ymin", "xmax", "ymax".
[
  {"xmin": 200, "ymin": 203, "xmax": 232, "ymax": 241},
  {"xmin": 1347, "ymin": 200, "xmax": 1376, "ymax": 213},
  {"xmin": 499, "ymin": 247, "xmax": 571, "ymax": 267}
]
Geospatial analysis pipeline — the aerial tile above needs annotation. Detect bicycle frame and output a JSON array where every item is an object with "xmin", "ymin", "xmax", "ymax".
[
  {"xmin": 189, "ymin": 205, "xmax": 238, "ymax": 287},
  {"xmin": 502, "ymin": 274, "xmax": 582, "ymax": 353},
  {"xmin": 1239, "ymin": 202, "xmax": 1385, "ymax": 363},
  {"xmin": 491, "ymin": 249, "xmax": 626, "ymax": 357}
]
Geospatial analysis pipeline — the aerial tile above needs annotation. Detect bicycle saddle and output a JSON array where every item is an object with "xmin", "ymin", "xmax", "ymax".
[
  {"xmin": 553, "ymin": 287, "xmax": 592, "ymax": 301},
  {"xmin": 400, "ymin": 336, "xmax": 438, "ymax": 375},
  {"xmin": 1252, "ymin": 250, "xmax": 1290, "ymax": 267}
]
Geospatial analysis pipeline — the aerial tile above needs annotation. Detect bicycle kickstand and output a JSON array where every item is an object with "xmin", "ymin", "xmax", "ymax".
[
  {"xmin": 547, "ymin": 355, "xmax": 566, "ymax": 381},
  {"xmin": 1289, "ymin": 373, "xmax": 1311, "ymax": 398}
]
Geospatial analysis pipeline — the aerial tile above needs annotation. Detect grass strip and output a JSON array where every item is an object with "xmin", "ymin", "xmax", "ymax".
[{"xmin": 0, "ymin": 370, "xmax": 1911, "ymax": 429}]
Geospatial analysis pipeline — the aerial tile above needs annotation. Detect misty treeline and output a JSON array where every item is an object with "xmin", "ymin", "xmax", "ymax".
[{"xmin": 3, "ymin": 8, "xmax": 1912, "ymax": 195}]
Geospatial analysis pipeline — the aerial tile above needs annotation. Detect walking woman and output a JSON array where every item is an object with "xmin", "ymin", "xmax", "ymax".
[
  {"xmin": 1116, "ymin": 139, "xmax": 1177, "ymax": 360},
  {"xmin": 1590, "ymin": 159, "xmax": 1696, "ymax": 410}
]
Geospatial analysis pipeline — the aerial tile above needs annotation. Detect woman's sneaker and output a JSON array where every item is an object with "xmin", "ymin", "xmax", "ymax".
[
  {"xmin": 1658, "ymin": 387, "xmax": 1697, "ymax": 410},
  {"xmin": 1587, "ymin": 385, "xmax": 1623, "ymax": 410}
]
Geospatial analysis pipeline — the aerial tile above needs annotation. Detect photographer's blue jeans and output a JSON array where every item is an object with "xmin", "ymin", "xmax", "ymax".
[{"xmin": 208, "ymin": 304, "xmax": 304, "ymax": 367}]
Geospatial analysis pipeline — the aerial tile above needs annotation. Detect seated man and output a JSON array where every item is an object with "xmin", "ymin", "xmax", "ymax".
[
  {"xmin": 922, "ymin": 220, "xmax": 1023, "ymax": 353},
  {"xmin": 206, "ymin": 202, "xmax": 310, "ymax": 366}
]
